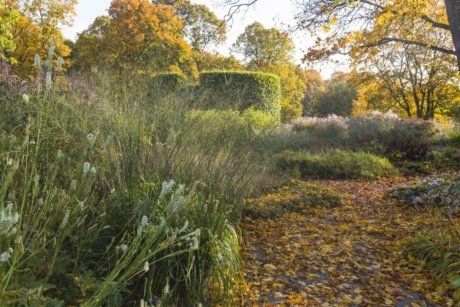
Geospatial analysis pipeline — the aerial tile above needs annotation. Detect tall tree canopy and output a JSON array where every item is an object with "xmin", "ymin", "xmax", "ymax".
[
  {"xmin": 352, "ymin": 42, "xmax": 459, "ymax": 119},
  {"xmin": 153, "ymin": 0, "xmax": 227, "ymax": 53},
  {"xmin": 2, "ymin": 0, "xmax": 76, "ymax": 77},
  {"xmin": 233, "ymin": 22, "xmax": 295, "ymax": 69},
  {"xmin": 304, "ymin": 72, "xmax": 357, "ymax": 117},
  {"xmin": 223, "ymin": 0, "xmax": 460, "ymax": 70},
  {"xmin": 233, "ymin": 22, "xmax": 307, "ymax": 121},
  {"xmin": 0, "ymin": 2, "xmax": 19, "ymax": 62},
  {"xmin": 297, "ymin": 0, "xmax": 459, "ymax": 71},
  {"xmin": 73, "ymin": 0, "xmax": 195, "ymax": 76}
]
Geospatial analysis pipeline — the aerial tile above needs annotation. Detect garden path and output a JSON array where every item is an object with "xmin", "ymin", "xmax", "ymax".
[{"xmin": 241, "ymin": 177, "xmax": 454, "ymax": 306}]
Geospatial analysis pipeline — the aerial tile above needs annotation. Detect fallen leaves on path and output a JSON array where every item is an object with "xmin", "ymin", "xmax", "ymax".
[{"xmin": 240, "ymin": 176, "xmax": 456, "ymax": 306}]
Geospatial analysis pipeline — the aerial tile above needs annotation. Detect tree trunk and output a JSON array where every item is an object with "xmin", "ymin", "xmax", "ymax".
[{"xmin": 445, "ymin": 0, "xmax": 460, "ymax": 70}]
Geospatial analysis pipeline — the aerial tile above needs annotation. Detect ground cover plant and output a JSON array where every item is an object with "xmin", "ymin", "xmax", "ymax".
[
  {"xmin": 244, "ymin": 181, "xmax": 342, "ymax": 218},
  {"xmin": 276, "ymin": 150, "xmax": 399, "ymax": 180},
  {"xmin": 388, "ymin": 172, "xmax": 460, "ymax": 208}
]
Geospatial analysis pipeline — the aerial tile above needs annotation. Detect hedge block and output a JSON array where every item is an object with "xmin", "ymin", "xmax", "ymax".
[
  {"xmin": 149, "ymin": 72, "xmax": 187, "ymax": 96},
  {"xmin": 199, "ymin": 71, "xmax": 281, "ymax": 119}
]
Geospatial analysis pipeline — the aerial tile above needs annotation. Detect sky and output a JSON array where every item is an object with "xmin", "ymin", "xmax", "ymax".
[{"xmin": 61, "ymin": 0, "xmax": 344, "ymax": 78}]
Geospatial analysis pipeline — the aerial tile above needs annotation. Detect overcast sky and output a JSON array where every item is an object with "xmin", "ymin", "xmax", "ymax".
[{"xmin": 61, "ymin": 0, "xmax": 345, "ymax": 78}]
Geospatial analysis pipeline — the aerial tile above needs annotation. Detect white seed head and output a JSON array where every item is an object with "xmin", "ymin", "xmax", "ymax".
[
  {"xmin": 77, "ymin": 200, "xmax": 85, "ymax": 210},
  {"xmin": 143, "ymin": 261, "xmax": 150, "ymax": 272},
  {"xmin": 22, "ymin": 93, "xmax": 30, "ymax": 103},
  {"xmin": 83, "ymin": 162, "xmax": 91, "ymax": 175},
  {"xmin": 86, "ymin": 133, "xmax": 95, "ymax": 144},
  {"xmin": 70, "ymin": 180, "xmax": 77, "ymax": 191},
  {"xmin": 0, "ymin": 251, "xmax": 12, "ymax": 263},
  {"xmin": 119, "ymin": 244, "xmax": 128, "ymax": 253}
]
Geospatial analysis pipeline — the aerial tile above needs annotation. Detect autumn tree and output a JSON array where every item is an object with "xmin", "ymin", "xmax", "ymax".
[
  {"xmin": 353, "ymin": 41, "xmax": 459, "ymax": 119},
  {"xmin": 3, "ymin": 0, "xmax": 75, "ymax": 77},
  {"xmin": 0, "ymin": 2, "xmax": 19, "ymax": 62},
  {"xmin": 233, "ymin": 22, "xmax": 306, "ymax": 121},
  {"xmin": 193, "ymin": 51, "xmax": 243, "ymax": 71},
  {"xmin": 297, "ymin": 68, "xmax": 324, "ymax": 116},
  {"xmin": 295, "ymin": 0, "xmax": 459, "ymax": 70},
  {"xmin": 153, "ymin": 0, "xmax": 226, "ymax": 53},
  {"xmin": 223, "ymin": 0, "xmax": 459, "ymax": 69},
  {"xmin": 73, "ymin": 0, "xmax": 195, "ymax": 77}
]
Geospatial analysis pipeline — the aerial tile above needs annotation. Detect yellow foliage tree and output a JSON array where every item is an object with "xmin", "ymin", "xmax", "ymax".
[
  {"xmin": 5, "ymin": 0, "xmax": 75, "ymax": 78},
  {"xmin": 73, "ymin": 0, "xmax": 196, "ymax": 77}
]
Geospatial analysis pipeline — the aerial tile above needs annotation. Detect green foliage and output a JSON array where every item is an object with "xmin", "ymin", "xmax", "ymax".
[
  {"xmin": 0, "ymin": 4, "xmax": 19, "ymax": 61},
  {"xmin": 305, "ymin": 78, "xmax": 357, "ymax": 117},
  {"xmin": 193, "ymin": 51, "xmax": 244, "ymax": 72},
  {"xmin": 148, "ymin": 72, "xmax": 187, "ymax": 97},
  {"xmin": 276, "ymin": 150, "xmax": 399, "ymax": 180},
  {"xmin": 185, "ymin": 109, "xmax": 277, "ymax": 148},
  {"xmin": 263, "ymin": 64, "xmax": 306, "ymax": 122},
  {"xmin": 199, "ymin": 71, "xmax": 281, "ymax": 119},
  {"xmin": 233, "ymin": 22, "xmax": 294, "ymax": 69},
  {"xmin": 244, "ymin": 182, "xmax": 342, "ymax": 219}
]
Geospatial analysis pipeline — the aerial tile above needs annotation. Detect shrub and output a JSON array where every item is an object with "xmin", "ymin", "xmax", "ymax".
[
  {"xmin": 406, "ymin": 220, "xmax": 460, "ymax": 303},
  {"xmin": 387, "ymin": 172, "xmax": 460, "ymax": 208},
  {"xmin": 276, "ymin": 150, "xmax": 399, "ymax": 180},
  {"xmin": 264, "ymin": 112, "xmax": 435, "ymax": 160},
  {"xmin": 198, "ymin": 71, "xmax": 281, "ymax": 119},
  {"xmin": 244, "ymin": 182, "xmax": 342, "ymax": 218},
  {"xmin": 148, "ymin": 72, "xmax": 187, "ymax": 97},
  {"xmin": 309, "ymin": 80, "xmax": 357, "ymax": 117},
  {"xmin": 348, "ymin": 112, "xmax": 434, "ymax": 160}
]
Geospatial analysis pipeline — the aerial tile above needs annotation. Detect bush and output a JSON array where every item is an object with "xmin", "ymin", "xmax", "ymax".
[
  {"xmin": 198, "ymin": 71, "xmax": 281, "ymax": 119},
  {"xmin": 387, "ymin": 172, "xmax": 460, "ymax": 208},
  {"xmin": 264, "ymin": 112, "xmax": 435, "ymax": 160},
  {"xmin": 276, "ymin": 150, "xmax": 399, "ymax": 180},
  {"xmin": 244, "ymin": 182, "xmax": 342, "ymax": 218},
  {"xmin": 148, "ymin": 72, "xmax": 187, "ymax": 97},
  {"xmin": 348, "ymin": 112, "xmax": 434, "ymax": 160}
]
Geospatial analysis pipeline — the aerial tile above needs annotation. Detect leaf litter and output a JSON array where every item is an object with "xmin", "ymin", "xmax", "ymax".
[{"xmin": 240, "ymin": 176, "xmax": 456, "ymax": 306}]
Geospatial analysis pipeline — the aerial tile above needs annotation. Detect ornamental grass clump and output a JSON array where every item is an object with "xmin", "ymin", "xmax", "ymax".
[
  {"xmin": 0, "ymin": 64, "xmax": 265, "ymax": 304},
  {"xmin": 406, "ymin": 220, "xmax": 460, "ymax": 303}
]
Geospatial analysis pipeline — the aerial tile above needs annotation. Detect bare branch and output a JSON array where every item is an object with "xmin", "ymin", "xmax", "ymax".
[{"xmin": 421, "ymin": 15, "xmax": 450, "ymax": 30}]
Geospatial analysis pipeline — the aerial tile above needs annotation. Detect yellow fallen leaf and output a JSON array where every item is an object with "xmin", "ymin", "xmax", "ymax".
[{"xmin": 263, "ymin": 263, "xmax": 277, "ymax": 271}]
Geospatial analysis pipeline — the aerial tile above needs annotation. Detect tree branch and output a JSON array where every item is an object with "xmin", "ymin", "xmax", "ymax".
[
  {"xmin": 421, "ymin": 15, "xmax": 450, "ymax": 30},
  {"xmin": 365, "ymin": 37, "xmax": 456, "ymax": 55}
]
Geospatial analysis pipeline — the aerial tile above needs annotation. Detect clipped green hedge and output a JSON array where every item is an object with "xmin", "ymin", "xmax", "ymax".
[
  {"xmin": 148, "ymin": 72, "xmax": 187, "ymax": 96},
  {"xmin": 199, "ymin": 71, "xmax": 281, "ymax": 119}
]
